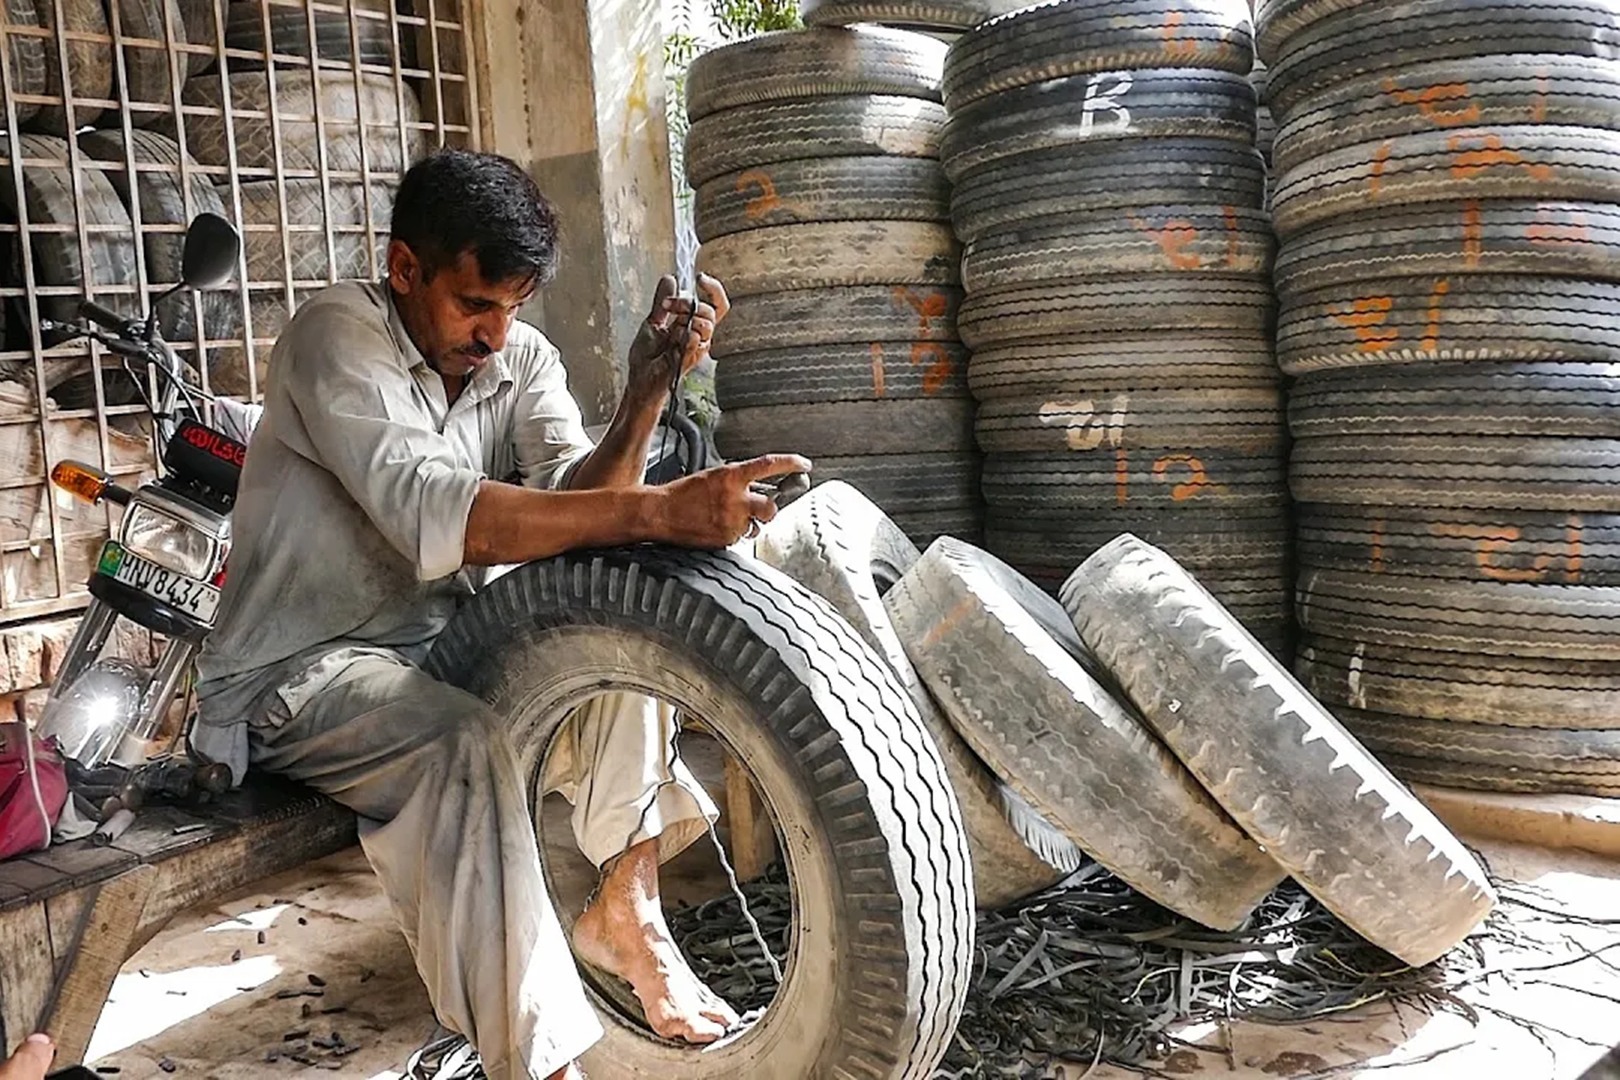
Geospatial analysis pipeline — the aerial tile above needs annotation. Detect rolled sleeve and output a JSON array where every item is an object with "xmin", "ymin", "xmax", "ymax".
[
  {"xmin": 505, "ymin": 325, "xmax": 598, "ymax": 491},
  {"xmin": 281, "ymin": 305, "xmax": 486, "ymax": 581}
]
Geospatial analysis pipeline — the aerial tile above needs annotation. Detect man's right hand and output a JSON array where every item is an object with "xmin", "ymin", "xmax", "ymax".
[
  {"xmin": 657, "ymin": 454, "xmax": 811, "ymax": 549},
  {"xmin": 0, "ymin": 1035, "xmax": 54, "ymax": 1080}
]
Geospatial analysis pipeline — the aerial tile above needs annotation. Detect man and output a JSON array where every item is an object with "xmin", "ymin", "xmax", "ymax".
[
  {"xmin": 0, "ymin": 1035, "xmax": 52, "ymax": 1080},
  {"xmin": 192, "ymin": 149, "xmax": 808, "ymax": 1080}
]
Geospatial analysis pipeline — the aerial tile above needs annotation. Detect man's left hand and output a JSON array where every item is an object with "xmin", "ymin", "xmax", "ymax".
[{"xmin": 628, "ymin": 272, "xmax": 729, "ymax": 398}]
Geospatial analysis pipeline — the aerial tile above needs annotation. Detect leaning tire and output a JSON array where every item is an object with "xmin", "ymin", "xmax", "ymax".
[
  {"xmin": 885, "ymin": 537, "xmax": 1284, "ymax": 929},
  {"xmin": 754, "ymin": 482, "xmax": 1082, "ymax": 908},
  {"xmin": 426, "ymin": 547, "xmax": 974, "ymax": 1079},
  {"xmin": 1064, "ymin": 534, "xmax": 1496, "ymax": 966}
]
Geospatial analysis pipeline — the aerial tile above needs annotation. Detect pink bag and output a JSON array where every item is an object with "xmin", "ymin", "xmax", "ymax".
[{"xmin": 0, "ymin": 722, "xmax": 68, "ymax": 860}]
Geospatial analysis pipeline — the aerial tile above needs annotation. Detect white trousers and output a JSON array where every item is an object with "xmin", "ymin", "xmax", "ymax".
[{"xmin": 247, "ymin": 650, "xmax": 717, "ymax": 1079}]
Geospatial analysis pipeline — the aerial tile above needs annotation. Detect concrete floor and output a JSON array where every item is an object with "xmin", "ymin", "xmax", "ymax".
[{"xmin": 79, "ymin": 772, "xmax": 1620, "ymax": 1079}]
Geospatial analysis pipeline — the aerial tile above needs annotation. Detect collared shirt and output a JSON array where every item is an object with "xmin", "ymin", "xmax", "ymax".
[{"xmin": 192, "ymin": 279, "xmax": 596, "ymax": 783}]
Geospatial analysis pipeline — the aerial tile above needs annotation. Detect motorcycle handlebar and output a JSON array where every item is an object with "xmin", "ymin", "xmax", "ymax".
[{"xmin": 78, "ymin": 298, "xmax": 129, "ymax": 332}]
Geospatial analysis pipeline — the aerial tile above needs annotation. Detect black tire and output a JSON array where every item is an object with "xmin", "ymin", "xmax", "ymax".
[
  {"xmin": 1272, "ymin": 57, "xmax": 1620, "ymax": 178},
  {"xmin": 1295, "ymin": 503, "xmax": 1620, "ymax": 585},
  {"xmin": 1289, "ymin": 434, "xmax": 1620, "ymax": 512},
  {"xmin": 685, "ymin": 95, "xmax": 947, "ymax": 189},
  {"xmin": 225, "ymin": 0, "xmax": 398, "ymax": 68},
  {"xmin": 171, "ymin": 70, "xmax": 425, "ymax": 173},
  {"xmin": 940, "ymin": 68, "xmax": 1257, "ymax": 181},
  {"xmin": 1271, "ymin": 126, "xmax": 1620, "ymax": 241},
  {"xmin": 177, "ymin": 0, "xmax": 217, "ymax": 74},
  {"xmin": 238, "ymin": 177, "xmax": 393, "ymax": 283},
  {"xmin": 5, "ymin": 0, "xmax": 47, "ymax": 125},
  {"xmin": 716, "ymin": 399, "xmax": 976, "ymax": 458},
  {"xmin": 962, "ymin": 206, "xmax": 1273, "ymax": 292},
  {"xmin": 941, "ymin": 0, "xmax": 1253, "ymax": 111},
  {"xmin": 712, "ymin": 284, "xmax": 962, "ymax": 357},
  {"xmin": 1297, "ymin": 631, "xmax": 1620, "ymax": 728},
  {"xmin": 77, "ymin": 128, "xmax": 236, "ymax": 345},
  {"xmin": 949, "ymin": 138, "xmax": 1266, "ymax": 242},
  {"xmin": 693, "ymin": 157, "xmax": 949, "ymax": 243},
  {"xmin": 717, "ymin": 340, "xmax": 970, "ymax": 408},
  {"xmin": 1065, "ymin": 534, "xmax": 1496, "ymax": 966},
  {"xmin": 696, "ymin": 220, "xmax": 960, "ymax": 298},
  {"xmin": 1252, "ymin": 60, "xmax": 1274, "ymax": 164},
  {"xmin": 753, "ymin": 481, "xmax": 1083, "ymax": 909},
  {"xmin": 802, "ymin": 0, "xmax": 1030, "ymax": 31},
  {"xmin": 685, "ymin": 26, "xmax": 945, "ymax": 122},
  {"xmin": 807, "ymin": 452, "xmax": 982, "ymax": 533},
  {"xmin": 425, "ymin": 547, "xmax": 974, "ymax": 1078},
  {"xmin": 959, "ymin": 276, "xmax": 1273, "ymax": 348},
  {"xmin": 886, "ymin": 537, "xmax": 1284, "ymax": 929},
  {"xmin": 968, "ymin": 333, "xmax": 1279, "ymax": 398},
  {"xmin": 1295, "ymin": 565, "xmax": 1620, "ymax": 662},
  {"xmin": 982, "ymin": 450, "xmax": 1288, "ymax": 513},
  {"xmin": 29, "ymin": 0, "xmax": 111, "ymax": 133},
  {"xmin": 111, "ymin": 0, "xmax": 188, "ymax": 110},
  {"xmin": 973, "ymin": 387, "xmax": 1284, "ymax": 456},
  {"xmin": 1262, "ymin": 0, "xmax": 1620, "ymax": 121},
  {"xmin": 1275, "ymin": 275, "xmax": 1620, "ymax": 375}
]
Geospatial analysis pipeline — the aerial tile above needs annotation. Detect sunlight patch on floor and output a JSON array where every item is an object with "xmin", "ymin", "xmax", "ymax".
[{"xmin": 86, "ymin": 954, "xmax": 283, "ymax": 1061}]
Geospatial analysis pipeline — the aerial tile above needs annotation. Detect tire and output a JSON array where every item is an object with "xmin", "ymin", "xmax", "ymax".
[
  {"xmin": 753, "ymin": 481, "xmax": 1082, "ymax": 908},
  {"xmin": 802, "ymin": 0, "xmax": 1030, "ymax": 31},
  {"xmin": 696, "ymin": 221, "xmax": 960, "ymax": 298},
  {"xmin": 684, "ymin": 95, "xmax": 947, "ymax": 189},
  {"xmin": 1262, "ymin": 0, "xmax": 1620, "ymax": 121},
  {"xmin": 111, "ymin": 0, "xmax": 189, "ymax": 110},
  {"xmin": 973, "ymin": 387, "xmax": 1284, "ymax": 456},
  {"xmin": 958, "ymin": 276, "xmax": 1273, "ymax": 348},
  {"xmin": 1334, "ymin": 705, "xmax": 1620, "ymax": 798},
  {"xmin": 982, "ymin": 450, "xmax": 1288, "ymax": 513},
  {"xmin": 238, "ymin": 177, "xmax": 396, "ymax": 283},
  {"xmin": 77, "ymin": 128, "xmax": 236, "ymax": 345},
  {"xmin": 1272, "ymin": 57, "xmax": 1620, "ymax": 178},
  {"xmin": 177, "ymin": 0, "xmax": 217, "ymax": 74},
  {"xmin": 4, "ymin": 0, "xmax": 47, "ymax": 125},
  {"xmin": 684, "ymin": 26, "xmax": 945, "ymax": 122},
  {"xmin": 885, "ymin": 537, "xmax": 1284, "ymax": 929},
  {"xmin": 940, "ymin": 69, "xmax": 1257, "ymax": 182},
  {"xmin": 1297, "ymin": 632, "xmax": 1620, "ymax": 728},
  {"xmin": 968, "ymin": 333, "xmax": 1279, "ymax": 398},
  {"xmin": 424, "ymin": 547, "xmax": 974, "ymax": 1078},
  {"xmin": 1064, "ymin": 534, "xmax": 1496, "ymax": 966},
  {"xmin": 949, "ymin": 138, "xmax": 1266, "ymax": 242},
  {"xmin": 693, "ymin": 157, "xmax": 949, "ymax": 243},
  {"xmin": 1276, "ymin": 275, "xmax": 1620, "ymax": 375},
  {"xmin": 171, "ymin": 70, "xmax": 425, "ymax": 173},
  {"xmin": 941, "ymin": 0, "xmax": 1253, "ymax": 111},
  {"xmin": 1296, "ymin": 565, "xmax": 1620, "ymax": 661},
  {"xmin": 1252, "ymin": 60, "xmax": 1274, "ymax": 164},
  {"xmin": 1271, "ymin": 126, "xmax": 1620, "ymax": 241},
  {"xmin": 1289, "ymin": 434, "xmax": 1620, "ymax": 512},
  {"xmin": 29, "ymin": 0, "xmax": 111, "ymax": 133},
  {"xmin": 1295, "ymin": 503, "xmax": 1620, "ymax": 586},
  {"xmin": 716, "ymin": 340, "xmax": 970, "ymax": 408},
  {"xmin": 961, "ymin": 206, "xmax": 1273, "ymax": 292},
  {"xmin": 225, "ymin": 0, "xmax": 397, "ymax": 68},
  {"xmin": 716, "ymin": 399, "xmax": 975, "ymax": 458},
  {"xmin": 712, "ymin": 284, "xmax": 961, "ymax": 357},
  {"xmin": 808, "ymin": 451, "xmax": 982, "ymax": 528}
]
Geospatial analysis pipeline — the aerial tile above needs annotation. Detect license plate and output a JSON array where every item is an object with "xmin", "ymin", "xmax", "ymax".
[{"xmin": 97, "ymin": 541, "xmax": 220, "ymax": 623}]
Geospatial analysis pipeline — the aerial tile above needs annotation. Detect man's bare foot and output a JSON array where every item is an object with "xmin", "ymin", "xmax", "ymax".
[
  {"xmin": 573, "ymin": 838, "xmax": 741, "ymax": 1043},
  {"xmin": 0, "ymin": 1034, "xmax": 55, "ymax": 1080}
]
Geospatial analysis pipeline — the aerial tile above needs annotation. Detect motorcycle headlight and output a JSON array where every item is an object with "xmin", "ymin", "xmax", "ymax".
[{"xmin": 120, "ymin": 502, "xmax": 220, "ymax": 579}]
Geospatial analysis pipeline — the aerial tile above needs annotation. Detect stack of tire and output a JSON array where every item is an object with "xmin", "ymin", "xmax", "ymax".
[
  {"xmin": 801, "ymin": 0, "xmax": 1032, "ymax": 37},
  {"xmin": 1264, "ymin": 0, "xmax": 1620, "ymax": 796},
  {"xmin": 938, "ymin": 0, "xmax": 1292, "ymax": 652},
  {"xmin": 685, "ymin": 27, "xmax": 983, "ymax": 546}
]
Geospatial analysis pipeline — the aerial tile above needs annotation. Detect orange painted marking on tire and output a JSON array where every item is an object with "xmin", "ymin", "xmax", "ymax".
[
  {"xmin": 1161, "ymin": 12, "xmax": 1198, "ymax": 60},
  {"xmin": 1527, "ymin": 206, "xmax": 1591, "ymax": 245},
  {"xmin": 1431, "ymin": 523, "xmax": 1546, "ymax": 582},
  {"xmin": 918, "ymin": 594, "xmax": 976, "ymax": 650},
  {"xmin": 1532, "ymin": 74, "xmax": 1549, "ymax": 123},
  {"xmin": 1447, "ymin": 132, "xmax": 1553, "ymax": 182},
  {"xmin": 869, "ymin": 342, "xmax": 886, "ymax": 398},
  {"xmin": 1330, "ymin": 295, "xmax": 1399, "ymax": 351},
  {"xmin": 1419, "ymin": 278, "xmax": 1450, "ymax": 352},
  {"xmin": 891, "ymin": 286, "xmax": 949, "ymax": 334},
  {"xmin": 1566, "ymin": 513, "xmax": 1585, "ymax": 583},
  {"xmin": 1382, "ymin": 79, "xmax": 1480, "ymax": 126},
  {"xmin": 911, "ymin": 342, "xmax": 955, "ymax": 396},
  {"xmin": 737, "ymin": 168, "xmax": 784, "ymax": 220},
  {"xmin": 1152, "ymin": 454, "xmax": 1210, "ymax": 500},
  {"xmin": 1371, "ymin": 517, "xmax": 1386, "ymax": 573},
  {"xmin": 1369, "ymin": 141, "xmax": 1394, "ymax": 196},
  {"xmin": 1462, "ymin": 200, "xmax": 1483, "ymax": 268},
  {"xmin": 1115, "ymin": 444, "xmax": 1130, "ymax": 505},
  {"xmin": 1223, "ymin": 205, "xmax": 1241, "ymax": 268},
  {"xmin": 1128, "ymin": 212, "xmax": 1202, "ymax": 270}
]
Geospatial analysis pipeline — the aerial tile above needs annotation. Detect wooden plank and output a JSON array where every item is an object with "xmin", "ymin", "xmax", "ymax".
[
  {"xmin": 723, "ymin": 755, "xmax": 776, "ymax": 883},
  {"xmin": 0, "ymin": 904, "xmax": 53, "ymax": 1054},
  {"xmin": 1414, "ymin": 785, "xmax": 1620, "ymax": 858},
  {"xmin": 40, "ymin": 866, "xmax": 156, "ymax": 1065},
  {"xmin": 24, "ymin": 841, "xmax": 136, "ymax": 887},
  {"xmin": 0, "ymin": 859, "xmax": 70, "ymax": 912},
  {"xmin": 107, "ymin": 805, "xmax": 232, "ymax": 862}
]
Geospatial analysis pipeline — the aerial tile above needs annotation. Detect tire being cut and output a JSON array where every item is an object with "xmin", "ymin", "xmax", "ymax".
[
  {"xmin": 696, "ymin": 220, "xmax": 960, "ymax": 297},
  {"xmin": 685, "ymin": 96, "xmax": 947, "ymax": 188},
  {"xmin": 754, "ymin": 481, "xmax": 1082, "ymax": 909},
  {"xmin": 885, "ymin": 537, "xmax": 1283, "ymax": 928},
  {"xmin": 425, "ymin": 546, "xmax": 974, "ymax": 1078},
  {"xmin": 694, "ymin": 157, "xmax": 949, "ymax": 243},
  {"xmin": 1064, "ymin": 534, "xmax": 1496, "ymax": 966}
]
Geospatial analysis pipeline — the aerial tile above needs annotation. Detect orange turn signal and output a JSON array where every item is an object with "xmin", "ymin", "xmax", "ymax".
[{"xmin": 51, "ymin": 460, "xmax": 111, "ymax": 504}]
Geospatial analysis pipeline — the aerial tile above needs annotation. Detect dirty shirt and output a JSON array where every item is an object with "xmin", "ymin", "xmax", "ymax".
[{"xmin": 192, "ymin": 280, "xmax": 596, "ymax": 784}]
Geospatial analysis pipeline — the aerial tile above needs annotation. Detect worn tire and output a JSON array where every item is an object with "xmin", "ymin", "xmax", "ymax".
[
  {"xmin": 983, "ymin": 450, "xmax": 1288, "ymax": 513},
  {"xmin": 716, "ymin": 340, "xmax": 969, "ymax": 408},
  {"xmin": 941, "ymin": 0, "xmax": 1253, "ymax": 111},
  {"xmin": 28, "ymin": 0, "xmax": 111, "ymax": 133},
  {"xmin": 425, "ymin": 547, "xmax": 973, "ymax": 1079},
  {"xmin": 968, "ymin": 333, "xmax": 1279, "ymax": 398},
  {"xmin": 697, "ymin": 221, "xmax": 960, "ymax": 298},
  {"xmin": 973, "ymin": 387, "xmax": 1284, "ymax": 456},
  {"xmin": 238, "ymin": 177, "xmax": 393, "ymax": 284},
  {"xmin": 887, "ymin": 537, "xmax": 1283, "ymax": 928},
  {"xmin": 1252, "ymin": 60, "xmax": 1274, "ymax": 164},
  {"xmin": 694, "ymin": 157, "xmax": 949, "ymax": 243},
  {"xmin": 1066, "ymin": 535, "xmax": 1495, "ymax": 966},
  {"xmin": 712, "ymin": 284, "xmax": 961, "ymax": 357},
  {"xmin": 177, "ymin": 0, "xmax": 217, "ymax": 74},
  {"xmin": 808, "ymin": 452, "xmax": 982, "ymax": 536},
  {"xmin": 225, "ymin": 0, "xmax": 397, "ymax": 68},
  {"xmin": 4, "ymin": 0, "xmax": 47, "ymax": 124},
  {"xmin": 960, "ymin": 276, "xmax": 1271, "ymax": 348},
  {"xmin": 1276, "ymin": 275, "xmax": 1620, "ymax": 374},
  {"xmin": 949, "ymin": 139, "xmax": 1266, "ymax": 243},
  {"xmin": 802, "ymin": 0, "xmax": 1030, "ymax": 31},
  {"xmin": 754, "ymin": 482, "xmax": 1082, "ymax": 909},
  {"xmin": 685, "ymin": 26, "xmax": 945, "ymax": 122},
  {"xmin": 110, "ymin": 0, "xmax": 189, "ymax": 111},
  {"xmin": 716, "ymin": 398, "xmax": 975, "ymax": 458}
]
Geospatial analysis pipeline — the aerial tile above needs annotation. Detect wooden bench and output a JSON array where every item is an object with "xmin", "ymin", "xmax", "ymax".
[{"xmin": 0, "ymin": 776, "xmax": 356, "ymax": 1066}]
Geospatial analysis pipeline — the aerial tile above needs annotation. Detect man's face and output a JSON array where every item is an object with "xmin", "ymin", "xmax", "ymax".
[{"xmin": 387, "ymin": 241, "xmax": 536, "ymax": 378}]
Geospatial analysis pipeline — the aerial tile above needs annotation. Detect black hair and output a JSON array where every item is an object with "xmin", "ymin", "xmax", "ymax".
[{"xmin": 389, "ymin": 148, "xmax": 561, "ymax": 287}]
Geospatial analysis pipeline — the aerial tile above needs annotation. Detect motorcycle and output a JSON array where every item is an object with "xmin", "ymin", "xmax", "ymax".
[{"xmin": 34, "ymin": 211, "xmax": 245, "ymax": 823}]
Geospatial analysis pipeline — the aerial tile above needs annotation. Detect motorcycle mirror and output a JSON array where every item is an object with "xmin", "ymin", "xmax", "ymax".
[{"xmin": 180, "ymin": 212, "xmax": 241, "ymax": 290}]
